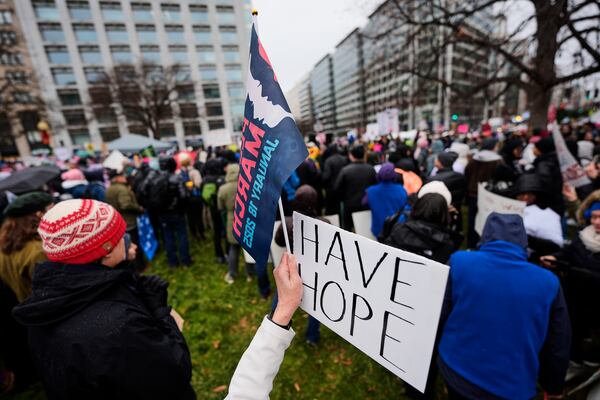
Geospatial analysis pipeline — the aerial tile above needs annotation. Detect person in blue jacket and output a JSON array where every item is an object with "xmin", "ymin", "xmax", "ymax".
[
  {"xmin": 364, "ymin": 162, "xmax": 408, "ymax": 237},
  {"xmin": 438, "ymin": 212, "xmax": 570, "ymax": 400}
]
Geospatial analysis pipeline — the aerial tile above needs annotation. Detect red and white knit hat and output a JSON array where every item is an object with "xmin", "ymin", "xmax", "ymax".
[{"xmin": 38, "ymin": 199, "xmax": 126, "ymax": 264}]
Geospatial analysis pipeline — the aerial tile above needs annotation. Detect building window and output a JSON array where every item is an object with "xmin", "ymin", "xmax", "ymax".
[
  {"xmin": 128, "ymin": 125, "xmax": 146, "ymax": 135},
  {"xmin": 39, "ymin": 23, "xmax": 64, "ymax": 42},
  {"xmin": 13, "ymin": 92, "xmax": 33, "ymax": 103},
  {"xmin": 105, "ymin": 24, "xmax": 128, "ymax": 43},
  {"xmin": 175, "ymin": 66, "xmax": 191, "ymax": 82},
  {"xmin": 73, "ymin": 24, "xmax": 97, "ymax": 42},
  {"xmin": 57, "ymin": 89, "xmax": 82, "ymax": 105},
  {"xmin": 69, "ymin": 129, "xmax": 90, "ymax": 145},
  {"xmin": 208, "ymin": 119, "xmax": 225, "ymax": 130},
  {"xmin": 79, "ymin": 46, "xmax": 102, "ymax": 64},
  {"xmin": 67, "ymin": 1, "xmax": 91, "ymax": 21},
  {"xmin": 6, "ymin": 71, "xmax": 28, "ymax": 85},
  {"xmin": 136, "ymin": 24, "xmax": 156, "ymax": 43},
  {"xmin": 225, "ymin": 66, "xmax": 242, "ymax": 81},
  {"xmin": 227, "ymin": 85, "xmax": 246, "ymax": 98},
  {"xmin": 0, "ymin": 30, "xmax": 17, "ymax": 46},
  {"xmin": 170, "ymin": 46, "xmax": 188, "ymax": 64},
  {"xmin": 100, "ymin": 127, "xmax": 120, "ymax": 142},
  {"xmin": 94, "ymin": 107, "xmax": 116, "ymax": 124},
  {"xmin": 63, "ymin": 109, "xmax": 87, "ymax": 126},
  {"xmin": 193, "ymin": 26, "xmax": 211, "ymax": 44},
  {"xmin": 46, "ymin": 46, "xmax": 70, "ymax": 64},
  {"xmin": 203, "ymin": 84, "xmax": 220, "ymax": 99},
  {"xmin": 177, "ymin": 85, "xmax": 195, "ymax": 101},
  {"xmin": 216, "ymin": 6, "xmax": 235, "ymax": 24},
  {"xmin": 161, "ymin": 4, "xmax": 181, "ymax": 22},
  {"xmin": 1, "ymin": 52, "xmax": 24, "ymax": 65},
  {"xmin": 199, "ymin": 66, "xmax": 217, "ymax": 81},
  {"xmin": 196, "ymin": 46, "xmax": 215, "ymax": 63},
  {"xmin": 165, "ymin": 25, "xmax": 184, "ymax": 44},
  {"xmin": 33, "ymin": 3, "xmax": 59, "ymax": 21},
  {"xmin": 180, "ymin": 104, "xmax": 198, "ymax": 119},
  {"xmin": 159, "ymin": 123, "xmax": 175, "ymax": 138},
  {"xmin": 131, "ymin": 3, "xmax": 153, "ymax": 22},
  {"xmin": 230, "ymin": 99, "xmax": 244, "ymax": 116},
  {"xmin": 183, "ymin": 122, "xmax": 201, "ymax": 136},
  {"xmin": 100, "ymin": 2, "xmax": 123, "ymax": 21},
  {"xmin": 110, "ymin": 45, "xmax": 131, "ymax": 64},
  {"xmin": 189, "ymin": 5, "xmax": 208, "ymax": 23},
  {"xmin": 52, "ymin": 67, "xmax": 76, "ymax": 85},
  {"xmin": 140, "ymin": 45, "xmax": 160, "ymax": 63},
  {"xmin": 206, "ymin": 102, "xmax": 223, "ymax": 117},
  {"xmin": 84, "ymin": 67, "xmax": 105, "ymax": 84},
  {"xmin": 222, "ymin": 46, "xmax": 240, "ymax": 63},
  {"xmin": 219, "ymin": 27, "xmax": 237, "ymax": 44}
]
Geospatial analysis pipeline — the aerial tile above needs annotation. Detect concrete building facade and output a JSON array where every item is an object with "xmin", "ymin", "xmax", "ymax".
[{"xmin": 14, "ymin": 0, "xmax": 251, "ymax": 150}]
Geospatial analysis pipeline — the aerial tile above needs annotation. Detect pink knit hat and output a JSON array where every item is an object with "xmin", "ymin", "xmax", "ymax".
[
  {"xmin": 38, "ymin": 199, "xmax": 126, "ymax": 264},
  {"xmin": 61, "ymin": 168, "xmax": 85, "ymax": 181}
]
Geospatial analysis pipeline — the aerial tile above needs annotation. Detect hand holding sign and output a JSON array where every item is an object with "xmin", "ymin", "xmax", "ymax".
[{"xmin": 272, "ymin": 252, "xmax": 303, "ymax": 326}]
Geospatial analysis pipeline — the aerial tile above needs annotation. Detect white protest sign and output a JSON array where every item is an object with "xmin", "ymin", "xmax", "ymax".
[
  {"xmin": 551, "ymin": 124, "xmax": 590, "ymax": 188},
  {"xmin": 204, "ymin": 129, "xmax": 233, "ymax": 147},
  {"xmin": 102, "ymin": 150, "xmax": 126, "ymax": 172},
  {"xmin": 475, "ymin": 183, "xmax": 526, "ymax": 235},
  {"xmin": 293, "ymin": 212, "xmax": 449, "ymax": 393}
]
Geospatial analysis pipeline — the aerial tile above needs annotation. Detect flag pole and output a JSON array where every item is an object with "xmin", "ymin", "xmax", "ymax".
[{"xmin": 278, "ymin": 197, "xmax": 291, "ymax": 254}]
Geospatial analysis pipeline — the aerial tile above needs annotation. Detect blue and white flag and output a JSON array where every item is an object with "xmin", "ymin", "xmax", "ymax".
[
  {"xmin": 232, "ymin": 13, "xmax": 308, "ymax": 267},
  {"xmin": 137, "ymin": 212, "xmax": 158, "ymax": 261}
]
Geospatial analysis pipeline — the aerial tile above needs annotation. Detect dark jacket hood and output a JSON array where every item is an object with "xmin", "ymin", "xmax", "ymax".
[
  {"xmin": 13, "ymin": 261, "xmax": 134, "ymax": 327},
  {"xmin": 394, "ymin": 220, "xmax": 456, "ymax": 249},
  {"xmin": 479, "ymin": 212, "xmax": 528, "ymax": 249}
]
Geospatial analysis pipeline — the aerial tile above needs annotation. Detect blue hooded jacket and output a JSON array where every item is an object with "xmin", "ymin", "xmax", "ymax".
[{"xmin": 438, "ymin": 213, "xmax": 570, "ymax": 399}]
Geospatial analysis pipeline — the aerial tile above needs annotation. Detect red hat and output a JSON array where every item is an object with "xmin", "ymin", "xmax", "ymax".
[{"xmin": 38, "ymin": 199, "xmax": 126, "ymax": 264}]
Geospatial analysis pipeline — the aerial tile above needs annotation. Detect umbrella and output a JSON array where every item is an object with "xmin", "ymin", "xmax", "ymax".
[
  {"xmin": 107, "ymin": 134, "xmax": 174, "ymax": 153},
  {"xmin": 0, "ymin": 165, "xmax": 61, "ymax": 195}
]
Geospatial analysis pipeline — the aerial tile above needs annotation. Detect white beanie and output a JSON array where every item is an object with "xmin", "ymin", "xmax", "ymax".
[{"xmin": 418, "ymin": 181, "xmax": 452, "ymax": 206}]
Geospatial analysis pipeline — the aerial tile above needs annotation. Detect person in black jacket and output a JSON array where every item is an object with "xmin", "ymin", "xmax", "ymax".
[
  {"xmin": 533, "ymin": 137, "xmax": 565, "ymax": 216},
  {"xmin": 321, "ymin": 145, "xmax": 348, "ymax": 215},
  {"xmin": 12, "ymin": 199, "xmax": 195, "ymax": 400},
  {"xmin": 385, "ymin": 192, "xmax": 461, "ymax": 264},
  {"xmin": 334, "ymin": 145, "xmax": 376, "ymax": 231},
  {"xmin": 427, "ymin": 151, "xmax": 466, "ymax": 211}
]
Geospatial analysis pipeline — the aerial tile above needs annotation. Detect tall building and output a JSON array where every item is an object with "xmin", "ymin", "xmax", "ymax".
[
  {"xmin": 14, "ymin": 0, "xmax": 251, "ymax": 150},
  {"xmin": 0, "ymin": 0, "xmax": 47, "ymax": 158},
  {"xmin": 310, "ymin": 54, "xmax": 336, "ymax": 134}
]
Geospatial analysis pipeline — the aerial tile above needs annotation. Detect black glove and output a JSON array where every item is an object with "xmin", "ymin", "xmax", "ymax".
[{"xmin": 138, "ymin": 275, "xmax": 169, "ymax": 315}]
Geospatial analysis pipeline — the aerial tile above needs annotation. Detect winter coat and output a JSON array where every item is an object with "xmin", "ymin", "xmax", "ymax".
[
  {"xmin": 384, "ymin": 219, "xmax": 460, "ymax": 264},
  {"xmin": 322, "ymin": 153, "xmax": 348, "ymax": 189},
  {"xmin": 365, "ymin": 182, "xmax": 408, "ymax": 237},
  {"xmin": 12, "ymin": 261, "xmax": 195, "ymax": 400},
  {"xmin": 464, "ymin": 151, "xmax": 503, "ymax": 197},
  {"xmin": 105, "ymin": 182, "xmax": 142, "ymax": 229},
  {"xmin": 0, "ymin": 240, "xmax": 46, "ymax": 302},
  {"xmin": 62, "ymin": 180, "xmax": 106, "ymax": 201},
  {"xmin": 576, "ymin": 188, "xmax": 600, "ymax": 225},
  {"xmin": 217, "ymin": 164, "xmax": 239, "ymax": 244},
  {"xmin": 334, "ymin": 162, "xmax": 377, "ymax": 210},
  {"xmin": 532, "ymin": 152, "xmax": 564, "ymax": 215},
  {"xmin": 426, "ymin": 167, "xmax": 467, "ymax": 208},
  {"xmin": 438, "ymin": 214, "xmax": 570, "ymax": 399}
]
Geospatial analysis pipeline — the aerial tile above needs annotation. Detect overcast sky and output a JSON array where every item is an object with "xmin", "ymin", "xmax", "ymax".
[{"xmin": 251, "ymin": 0, "xmax": 379, "ymax": 93}]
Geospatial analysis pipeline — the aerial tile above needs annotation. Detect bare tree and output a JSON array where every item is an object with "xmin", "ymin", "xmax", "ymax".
[
  {"xmin": 88, "ymin": 62, "xmax": 192, "ymax": 139},
  {"xmin": 365, "ymin": 0, "xmax": 600, "ymax": 130}
]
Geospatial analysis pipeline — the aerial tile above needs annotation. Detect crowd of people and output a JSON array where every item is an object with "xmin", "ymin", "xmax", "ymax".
[{"xmin": 0, "ymin": 117, "xmax": 599, "ymax": 399}]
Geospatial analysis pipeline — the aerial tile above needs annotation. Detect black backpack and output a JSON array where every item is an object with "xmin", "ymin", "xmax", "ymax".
[{"xmin": 144, "ymin": 171, "xmax": 171, "ymax": 211}]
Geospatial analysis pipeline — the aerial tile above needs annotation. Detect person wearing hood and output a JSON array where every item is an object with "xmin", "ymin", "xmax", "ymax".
[
  {"xmin": 218, "ymin": 164, "xmax": 254, "ymax": 284},
  {"xmin": 426, "ymin": 139, "xmax": 445, "ymax": 176},
  {"xmin": 500, "ymin": 137, "xmax": 525, "ymax": 178},
  {"xmin": 61, "ymin": 168, "xmax": 105, "ymax": 201},
  {"xmin": 12, "ymin": 199, "xmax": 308, "ymax": 400},
  {"xmin": 427, "ymin": 151, "xmax": 466, "ymax": 212},
  {"xmin": 533, "ymin": 137, "xmax": 565, "ymax": 216},
  {"xmin": 542, "ymin": 194, "xmax": 600, "ymax": 369},
  {"xmin": 385, "ymin": 183, "xmax": 461, "ymax": 264},
  {"xmin": 0, "ymin": 192, "xmax": 53, "ymax": 391},
  {"xmin": 364, "ymin": 163, "xmax": 408, "ymax": 237},
  {"xmin": 449, "ymin": 142, "xmax": 469, "ymax": 174},
  {"xmin": 321, "ymin": 145, "xmax": 348, "ymax": 215},
  {"xmin": 438, "ymin": 213, "xmax": 570, "ymax": 400},
  {"xmin": 513, "ymin": 174, "xmax": 563, "ymax": 263},
  {"xmin": 464, "ymin": 137, "xmax": 504, "ymax": 248}
]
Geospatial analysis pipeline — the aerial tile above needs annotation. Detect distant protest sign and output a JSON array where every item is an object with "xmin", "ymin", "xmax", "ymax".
[
  {"xmin": 475, "ymin": 183, "xmax": 526, "ymax": 234},
  {"xmin": 293, "ymin": 212, "xmax": 449, "ymax": 393},
  {"xmin": 204, "ymin": 129, "xmax": 233, "ymax": 147},
  {"xmin": 552, "ymin": 124, "xmax": 590, "ymax": 188}
]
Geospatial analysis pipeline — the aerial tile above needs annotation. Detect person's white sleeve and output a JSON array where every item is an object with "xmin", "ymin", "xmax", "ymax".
[{"xmin": 225, "ymin": 316, "xmax": 295, "ymax": 400}]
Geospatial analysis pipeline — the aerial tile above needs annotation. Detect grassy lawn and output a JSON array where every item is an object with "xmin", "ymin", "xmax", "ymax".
[{"xmin": 7, "ymin": 234, "xmax": 410, "ymax": 399}]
